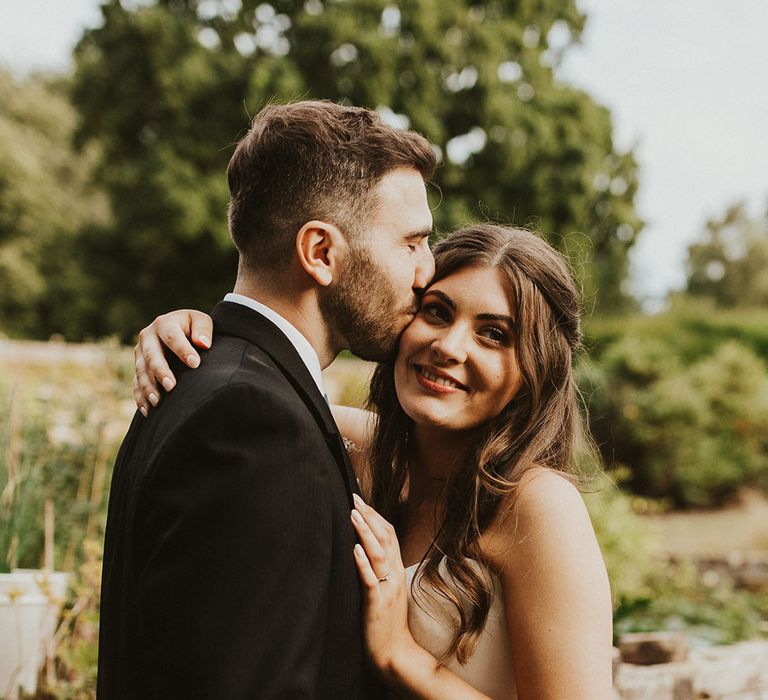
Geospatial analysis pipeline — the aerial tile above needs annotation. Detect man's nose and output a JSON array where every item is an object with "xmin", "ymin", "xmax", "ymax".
[{"xmin": 413, "ymin": 244, "xmax": 435, "ymax": 292}]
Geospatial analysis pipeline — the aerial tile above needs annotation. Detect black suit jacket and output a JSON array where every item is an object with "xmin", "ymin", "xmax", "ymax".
[{"xmin": 98, "ymin": 301, "xmax": 384, "ymax": 699}]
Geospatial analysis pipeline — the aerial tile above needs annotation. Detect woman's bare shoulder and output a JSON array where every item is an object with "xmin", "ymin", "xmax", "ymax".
[
  {"xmin": 482, "ymin": 468, "xmax": 613, "ymax": 698},
  {"xmin": 482, "ymin": 468, "xmax": 594, "ymax": 568},
  {"xmin": 513, "ymin": 468, "xmax": 585, "ymax": 520}
]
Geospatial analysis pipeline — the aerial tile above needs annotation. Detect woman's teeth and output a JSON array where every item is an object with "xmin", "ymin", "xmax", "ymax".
[{"xmin": 419, "ymin": 366, "xmax": 460, "ymax": 389}]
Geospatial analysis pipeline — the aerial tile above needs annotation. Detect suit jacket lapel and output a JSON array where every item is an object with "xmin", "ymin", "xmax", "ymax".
[{"xmin": 211, "ymin": 301, "xmax": 360, "ymax": 501}]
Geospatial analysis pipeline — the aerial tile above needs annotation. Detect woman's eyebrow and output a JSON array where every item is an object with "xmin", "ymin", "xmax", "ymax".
[
  {"xmin": 422, "ymin": 289, "xmax": 454, "ymax": 309},
  {"xmin": 424, "ymin": 290, "xmax": 515, "ymax": 325},
  {"xmin": 477, "ymin": 313, "xmax": 515, "ymax": 326}
]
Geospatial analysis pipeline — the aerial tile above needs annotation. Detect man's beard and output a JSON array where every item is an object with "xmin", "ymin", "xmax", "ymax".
[{"xmin": 320, "ymin": 245, "xmax": 414, "ymax": 362}]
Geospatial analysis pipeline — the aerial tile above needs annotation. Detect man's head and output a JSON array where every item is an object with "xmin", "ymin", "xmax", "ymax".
[
  {"xmin": 227, "ymin": 100, "xmax": 437, "ymax": 360},
  {"xmin": 318, "ymin": 166, "xmax": 434, "ymax": 360}
]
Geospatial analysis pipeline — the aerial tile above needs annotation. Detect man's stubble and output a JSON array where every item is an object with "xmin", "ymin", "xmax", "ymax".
[{"xmin": 320, "ymin": 244, "xmax": 413, "ymax": 363}]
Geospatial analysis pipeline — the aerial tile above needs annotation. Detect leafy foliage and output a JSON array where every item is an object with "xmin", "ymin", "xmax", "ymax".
[
  {"xmin": 585, "ymin": 303, "xmax": 768, "ymax": 363},
  {"xmin": 613, "ymin": 556, "xmax": 768, "ymax": 646},
  {"xmin": 581, "ymin": 311, "xmax": 768, "ymax": 507},
  {"xmin": 0, "ymin": 71, "xmax": 109, "ymax": 339},
  {"xmin": 684, "ymin": 202, "xmax": 768, "ymax": 309},
  {"xmin": 586, "ymin": 477, "xmax": 768, "ymax": 646},
  {"xmin": 584, "ymin": 474, "xmax": 656, "ymax": 607},
  {"xmin": 68, "ymin": 0, "xmax": 642, "ymax": 340}
]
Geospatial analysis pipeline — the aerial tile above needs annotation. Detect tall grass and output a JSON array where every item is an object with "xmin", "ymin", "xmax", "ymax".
[
  {"xmin": 1, "ymin": 340, "xmax": 135, "ymax": 573},
  {"xmin": 1, "ymin": 339, "xmax": 135, "ymax": 697}
]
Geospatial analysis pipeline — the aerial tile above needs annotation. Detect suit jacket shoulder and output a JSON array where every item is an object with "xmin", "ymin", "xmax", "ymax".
[{"xmin": 97, "ymin": 301, "xmax": 378, "ymax": 699}]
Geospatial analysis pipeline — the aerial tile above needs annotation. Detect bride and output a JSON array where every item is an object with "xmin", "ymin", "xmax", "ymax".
[{"xmin": 133, "ymin": 224, "xmax": 613, "ymax": 699}]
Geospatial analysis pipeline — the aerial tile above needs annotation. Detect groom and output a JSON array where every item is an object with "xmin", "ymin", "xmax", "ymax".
[{"xmin": 97, "ymin": 101, "xmax": 435, "ymax": 698}]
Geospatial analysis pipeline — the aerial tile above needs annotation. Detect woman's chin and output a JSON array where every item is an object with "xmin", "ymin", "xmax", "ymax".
[{"xmin": 401, "ymin": 400, "xmax": 461, "ymax": 432}]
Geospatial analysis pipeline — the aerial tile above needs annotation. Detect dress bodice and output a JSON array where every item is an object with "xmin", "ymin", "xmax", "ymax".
[{"xmin": 404, "ymin": 558, "xmax": 517, "ymax": 699}]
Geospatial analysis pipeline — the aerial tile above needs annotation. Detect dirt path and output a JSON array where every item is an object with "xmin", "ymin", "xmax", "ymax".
[{"xmin": 642, "ymin": 489, "xmax": 768, "ymax": 556}]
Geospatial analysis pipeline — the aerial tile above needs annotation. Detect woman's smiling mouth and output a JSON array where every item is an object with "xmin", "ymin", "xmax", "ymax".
[{"xmin": 414, "ymin": 365, "xmax": 468, "ymax": 393}]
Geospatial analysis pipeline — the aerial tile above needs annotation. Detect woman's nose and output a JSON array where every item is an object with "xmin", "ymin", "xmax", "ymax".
[{"xmin": 430, "ymin": 326, "xmax": 468, "ymax": 364}]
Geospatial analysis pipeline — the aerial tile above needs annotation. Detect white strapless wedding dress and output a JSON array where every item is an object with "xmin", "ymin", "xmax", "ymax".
[{"xmin": 404, "ymin": 558, "xmax": 517, "ymax": 699}]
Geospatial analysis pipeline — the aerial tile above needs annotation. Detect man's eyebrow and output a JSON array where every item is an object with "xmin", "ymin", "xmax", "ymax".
[{"xmin": 404, "ymin": 228, "xmax": 432, "ymax": 240}]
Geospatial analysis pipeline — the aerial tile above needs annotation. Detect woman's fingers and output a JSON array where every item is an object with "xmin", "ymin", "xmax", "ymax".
[
  {"xmin": 134, "ymin": 337, "xmax": 161, "ymax": 412},
  {"xmin": 352, "ymin": 494, "xmax": 400, "ymax": 558},
  {"xmin": 351, "ymin": 509, "xmax": 389, "ymax": 576},
  {"xmin": 351, "ymin": 504, "xmax": 412, "ymax": 674},
  {"xmin": 152, "ymin": 310, "xmax": 204, "ymax": 370},
  {"xmin": 133, "ymin": 373, "xmax": 149, "ymax": 418},
  {"xmin": 188, "ymin": 310, "xmax": 214, "ymax": 350},
  {"xmin": 134, "ymin": 324, "xmax": 171, "ymax": 409},
  {"xmin": 133, "ymin": 310, "xmax": 212, "ymax": 411},
  {"xmin": 354, "ymin": 544, "xmax": 381, "ymax": 590}
]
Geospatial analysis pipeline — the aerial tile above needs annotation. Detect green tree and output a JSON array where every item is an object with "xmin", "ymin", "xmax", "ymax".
[
  {"xmin": 0, "ymin": 70, "xmax": 109, "ymax": 339},
  {"xmin": 684, "ymin": 202, "xmax": 768, "ymax": 308},
  {"xmin": 72, "ymin": 0, "xmax": 642, "ymax": 339}
]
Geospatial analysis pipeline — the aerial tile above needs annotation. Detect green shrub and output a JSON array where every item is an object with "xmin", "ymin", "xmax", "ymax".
[
  {"xmin": 584, "ymin": 474, "xmax": 657, "ymax": 607},
  {"xmin": 582, "ymin": 336, "xmax": 768, "ymax": 508},
  {"xmin": 612, "ymin": 556, "xmax": 768, "ymax": 646},
  {"xmin": 584, "ymin": 476, "xmax": 768, "ymax": 646},
  {"xmin": 585, "ymin": 303, "xmax": 768, "ymax": 365}
]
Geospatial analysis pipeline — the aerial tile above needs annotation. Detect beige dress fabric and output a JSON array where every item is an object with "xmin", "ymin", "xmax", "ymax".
[{"xmin": 404, "ymin": 559, "xmax": 518, "ymax": 699}]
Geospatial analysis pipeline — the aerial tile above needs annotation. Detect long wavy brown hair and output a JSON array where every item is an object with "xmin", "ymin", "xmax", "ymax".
[{"xmin": 366, "ymin": 224, "xmax": 589, "ymax": 664}]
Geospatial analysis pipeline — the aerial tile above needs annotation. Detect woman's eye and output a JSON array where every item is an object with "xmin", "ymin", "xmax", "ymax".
[
  {"xmin": 480, "ymin": 326, "xmax": 508, "ymax": 343},
  {"xmin": 420, "ymin": 303, "xmax": 450, "ymax": 322}
]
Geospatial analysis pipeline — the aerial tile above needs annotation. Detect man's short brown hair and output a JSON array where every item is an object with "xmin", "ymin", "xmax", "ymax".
[{"xmin": 226, "ymin": 100, "xmax": 436, "ymax": 269}]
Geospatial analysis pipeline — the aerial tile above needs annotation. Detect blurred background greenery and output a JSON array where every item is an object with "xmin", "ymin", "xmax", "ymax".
[{"xmin": 1, "ymin": 0, "xmax": 767, "ymax": 697}]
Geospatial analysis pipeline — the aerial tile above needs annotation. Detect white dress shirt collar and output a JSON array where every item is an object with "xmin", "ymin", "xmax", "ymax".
[{"xmin": 223, "ymin": 293, "xmax": 325, "ymax": 396}]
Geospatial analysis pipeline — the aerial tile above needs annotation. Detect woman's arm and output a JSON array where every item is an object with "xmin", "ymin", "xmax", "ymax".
[
  {"xmin": 330, "ymin": 405, "xmax": 375, "ymax": 488},
  {"xmin": 351, "ymin": 496, "xmax": 492, "ymax": 700},
  {"xmin": 133, "ymin": 310, "xmax": 214, "ymax": 416},
  {"xmin": 330, "ymin": 405, "xmax": 375, "ymax": 449},
  {"xmin": 132, "ymin": 312, "xmax": 376, "ymax": 458},
  {"xmin": 485, "ymin": 470, "xmax": 614, "ymax": 700}
]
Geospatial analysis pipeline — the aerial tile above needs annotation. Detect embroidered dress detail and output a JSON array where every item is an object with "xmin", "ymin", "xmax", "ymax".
[{"xmin": 341, "ymin": 437, "xmax": 360, "ymax": 453}]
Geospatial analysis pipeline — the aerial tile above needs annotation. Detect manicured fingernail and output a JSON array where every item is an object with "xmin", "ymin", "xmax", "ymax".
[
  {"xmin": 354, "ymin": 544, "xmax": 364, "ymax": 557},
  {"xmin": 198, "ymin": 335, "xmax": 211, "ymax": 348},
  {"xmin": 139, "ymin": 406, "xmax": 148, "ymax": 418},
  {"xmin": 351, "ymin": 509, "xmax": 364, "ymax": 524},
  {"xmin": 353, "ymin": 493, "xmax": 365, "ymax": 508},
  {"xmin": 162, "ymin": 377, "xmax": 174, "ymax": 391},
  {"xmin": 148, "ymin": 392, "xmax": 159, "ymax": 406},
  {"xmin": 186, "ymin": 354, "xmax": 200, "ymax": 368}
]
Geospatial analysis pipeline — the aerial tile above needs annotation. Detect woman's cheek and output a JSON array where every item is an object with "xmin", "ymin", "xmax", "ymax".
[{"xmin": 399, "ymin": 318, "xmax": 425, "ymax": 346}]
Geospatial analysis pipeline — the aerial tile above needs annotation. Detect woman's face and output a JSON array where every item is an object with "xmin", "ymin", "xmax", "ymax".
[{"xmin": 394, "ymin": 265, "xmax": 523, "ymax": 433}]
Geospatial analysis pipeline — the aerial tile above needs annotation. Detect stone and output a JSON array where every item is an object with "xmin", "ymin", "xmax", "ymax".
[
  {"xmin": 620, "ymin": 631, "xmax": 689, "ymax": 665},
  {"xmin": 614, "ymin": 640, "xmax": 768, "ymax": 700}
]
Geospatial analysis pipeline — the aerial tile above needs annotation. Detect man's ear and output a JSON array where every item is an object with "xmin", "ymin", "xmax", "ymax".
[{"xmin": 295, "ymin": 220, "xmax": 347, "ymax": 287}]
